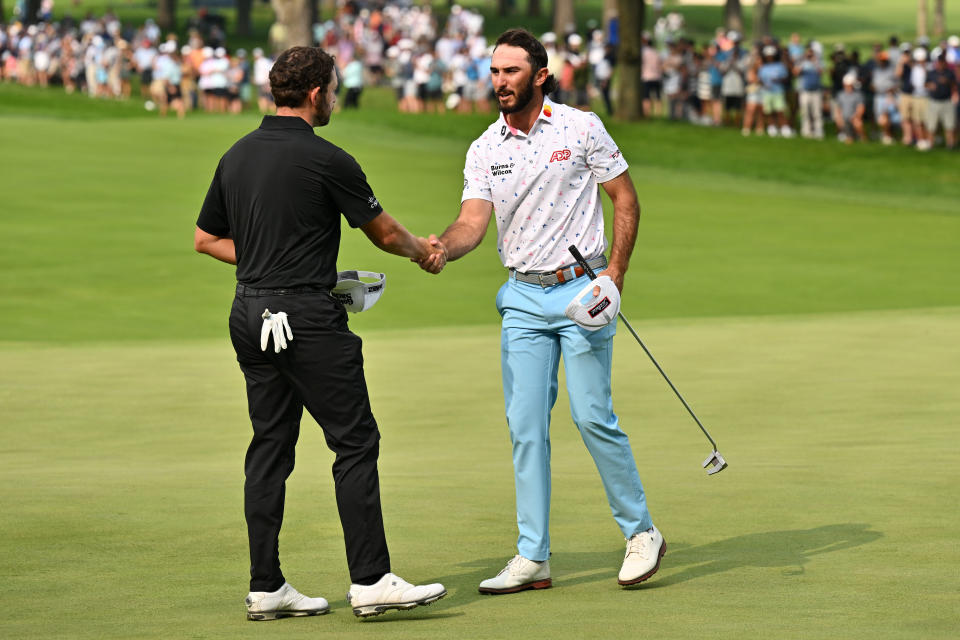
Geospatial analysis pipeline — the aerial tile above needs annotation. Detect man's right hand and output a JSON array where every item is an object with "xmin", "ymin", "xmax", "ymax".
[
  {"xmin": 416, "ymin": 235, "xmax": 446, "ymax": 274},
  {"xmin": 412, "ymin": 199, "xmax": 493, "ymax": 274}
]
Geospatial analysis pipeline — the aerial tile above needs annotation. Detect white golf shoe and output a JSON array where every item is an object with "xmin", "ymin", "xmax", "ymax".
[
  {"xmin": 347, "ymin": 573, "xmax": 446, "ymax": 618},
  {"xmin": 245, "ymin": 582, "xmax": 330, "ymax": 621},
  {"xmin": 478, "ymin": 554, "xmax": 552, "ymax": 594},
  {"xmin": 618, "ymin": 526, "xmax": 667, "ymax": 586}
]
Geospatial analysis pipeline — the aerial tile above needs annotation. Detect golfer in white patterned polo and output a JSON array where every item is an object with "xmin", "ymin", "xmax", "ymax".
[{"xmin": 420, "ymin": 28, "xmax": 666, "ymax": 593}]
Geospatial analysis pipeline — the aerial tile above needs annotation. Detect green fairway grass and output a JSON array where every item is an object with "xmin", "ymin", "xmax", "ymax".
[
  {"xmin": 3, "ymin": 5, "xmax": 960, "ymax": 632},
  {"xmin": 2, "ymin": 310, "xmax": 958, "ymax": 638},
  {"xmin": 2, "ymin": 100, "xmax": 958, "ymax": 342}
]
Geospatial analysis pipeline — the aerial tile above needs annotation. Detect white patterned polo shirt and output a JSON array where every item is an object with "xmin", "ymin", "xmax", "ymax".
[{"xmin": 461, "ymin": 96, "xmax": 629, "ymax": 272}]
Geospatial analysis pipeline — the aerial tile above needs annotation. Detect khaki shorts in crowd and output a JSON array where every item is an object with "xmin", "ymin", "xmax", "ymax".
[
  {"xmin": 150, "ymin": 79, "xmax": 167, "ymax": 99},
  {"xmin": 898, "ymin": 94, "xmax": 915, "ymax": 123},
  {"xmin": 908, "ymin": 96, "xmax": 929, "ymax": 126},
  {"xmin": 926, "ymin": 99, "xmax": 957, "ymax": 132}
]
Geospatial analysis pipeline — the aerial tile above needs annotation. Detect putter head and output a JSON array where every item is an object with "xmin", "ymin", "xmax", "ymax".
[{"xmin": 703, "ymin": 450, "xmax": 728, "ymax": 475}]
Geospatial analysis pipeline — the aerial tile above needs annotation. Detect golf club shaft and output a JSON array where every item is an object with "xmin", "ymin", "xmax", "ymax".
[{"xmin": 567, "ymin": 245, "xmax": 719, "ymax": 451}]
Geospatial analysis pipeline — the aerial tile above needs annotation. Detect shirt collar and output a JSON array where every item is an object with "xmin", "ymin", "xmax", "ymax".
[
  {"xmin": 497, "ymin": 96, "xmax": 556, "ymax": 140},
  {"xmin": 260, "ymin": 115, "xmax": 314, "ymax": 131}
]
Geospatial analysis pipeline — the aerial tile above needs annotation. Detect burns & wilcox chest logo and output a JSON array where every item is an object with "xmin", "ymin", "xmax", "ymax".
[{"xmin": 490, "ymin": 162, "xmax": 514, "ymax": 176}]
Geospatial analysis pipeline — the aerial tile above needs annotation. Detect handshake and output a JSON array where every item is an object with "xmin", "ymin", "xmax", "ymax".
[{"xmin": 413, "ymin": 234, "xmax": 447, "ymax": 274}]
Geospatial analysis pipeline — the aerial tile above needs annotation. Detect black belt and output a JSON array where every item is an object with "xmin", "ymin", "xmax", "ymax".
[
  {"xmin": 511, "ymin": 255, "xmax": 607, "ymax": 288},
  {"xmin": 236, "ymin": 284, "xmax": 328, "ymax": 297}
]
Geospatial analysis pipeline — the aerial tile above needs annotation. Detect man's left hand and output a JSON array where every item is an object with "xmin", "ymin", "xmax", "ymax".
[{"xmin": 595, "ymin": 267, "xmax": 625, "ymax": 295}]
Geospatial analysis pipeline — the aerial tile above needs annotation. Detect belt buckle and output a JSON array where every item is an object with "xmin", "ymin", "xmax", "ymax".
[{"xmin": 538, "ymin": 273, "xmax": 548, "ymax": 287}]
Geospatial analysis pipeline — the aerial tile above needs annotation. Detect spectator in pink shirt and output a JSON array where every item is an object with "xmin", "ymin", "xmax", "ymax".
[{"xmin": 641, "ymin": 32, "xmax": 663, "ymax": 117}]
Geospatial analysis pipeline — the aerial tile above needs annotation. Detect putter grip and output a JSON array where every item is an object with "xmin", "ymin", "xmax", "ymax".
[{"xmin": 568, "ymin": 245, "xmax": 598, "ymax": 280}]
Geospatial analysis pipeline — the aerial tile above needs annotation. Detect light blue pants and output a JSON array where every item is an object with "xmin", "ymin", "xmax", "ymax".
[{"xmin": 496, "ymin": 275, "xmax": 654, "ymax": 562}]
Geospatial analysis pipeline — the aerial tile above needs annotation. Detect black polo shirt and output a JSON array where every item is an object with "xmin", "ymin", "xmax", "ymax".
[
  {"xmin": 927, "ymin": 66, "xmax": 957, "ymax": 101},
  {"xmin": 197, "ymin": 115, "xmax": 383, "ymax": 289}
]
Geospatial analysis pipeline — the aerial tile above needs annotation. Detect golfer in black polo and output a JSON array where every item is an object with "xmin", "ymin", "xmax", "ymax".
[{"xmin": 194, "ymin": 46, "xmax": 447, "ymax": 621}]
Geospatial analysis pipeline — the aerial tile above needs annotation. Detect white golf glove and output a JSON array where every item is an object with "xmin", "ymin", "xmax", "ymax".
[{"xmin": 260, "ymin": 309, "xmax": 293, "ymax": 353}]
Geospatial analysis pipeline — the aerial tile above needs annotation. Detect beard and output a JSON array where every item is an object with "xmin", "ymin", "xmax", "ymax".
[
  {"xmin": 312, "ymin": 94, "xmax": 332, "ymax": 127},
  {"xmin": 498, "ymin": 74, "xmax": 536, "ymax": 114}
]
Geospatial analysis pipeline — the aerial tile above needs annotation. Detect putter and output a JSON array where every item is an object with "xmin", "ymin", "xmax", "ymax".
[{"xmin": 568, "ymin": 246, "xmax": 728, "ymax": 475}]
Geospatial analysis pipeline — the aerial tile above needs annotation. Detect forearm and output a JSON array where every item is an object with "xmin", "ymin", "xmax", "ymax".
[
  {"xmin": 438, "ymin": 219, "xmax": 486, "ymax": 261},
  {"xmin": 203, "ymin": 238, "xmax": 237, "ymax": 264},
  {"xmin": 363, "ymin": 211, "xmax": 430, "ymax": 261},
  {"xmin": 607, "ymin": 191, "xmax": 640, "ymax": 274},
  {"xmin": 608, "ymin": 209, "xmax": 639, "ymax": 278},
  {"xmin": 435, "ymin": 198, "xmax": 493, "ymax": 261},
  {"xmin": 194, "ymin": 227, "xmax": 237, "ymax": 264},
  {"xmin": 373, "ymin": 226, "xmax": 429, "ymax": 260}
]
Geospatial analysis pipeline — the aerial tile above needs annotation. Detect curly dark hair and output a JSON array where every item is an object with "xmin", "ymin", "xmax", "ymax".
[
  {"xmin": 494, "ymin": 28, "xmax": 559, "ymax": 95},
  {"xmin": 269, "ymin": 46, "xmax": 336, "ymax": 108}
]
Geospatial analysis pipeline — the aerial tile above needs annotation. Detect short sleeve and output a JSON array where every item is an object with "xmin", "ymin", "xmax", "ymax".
[
  {"xmin": 584, "ymin": 113, "xmax": 629, "ymax": 183},
  {"xmin": 328, "ymin": 149, "xmax": 384, "ymax": 228},
  {"xmin": 196, "ymin": 160, "xmax": 231, "ymax": 236},
  {"xmin": 461, "ymin": 138, "xmax": 493, "ymax": 204}
]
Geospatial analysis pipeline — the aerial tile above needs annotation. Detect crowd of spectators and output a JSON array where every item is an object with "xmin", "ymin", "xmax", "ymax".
[
  {"xmin": 0, "ymin": 7, "xmax": 275, "ymax": 119},
  {"xmin": 314, "ymin": 2, "xmax": 494, "ymax": 113},
  {"xmin": 2, "ymin": 2, "xmax": 958, "ymax": 150},
  {"xmin": 638, "ymin": 13, "xmax": 960, "ymax": 151}
]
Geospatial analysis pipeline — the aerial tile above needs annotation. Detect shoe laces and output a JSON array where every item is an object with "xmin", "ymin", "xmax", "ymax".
[
  {"xmin": 625, "ymin": 532, "xmax": 652, "ymax": 560},
  {"xmin": 503, "ymin": 554, "xmax": 533, "ymax": 577}
]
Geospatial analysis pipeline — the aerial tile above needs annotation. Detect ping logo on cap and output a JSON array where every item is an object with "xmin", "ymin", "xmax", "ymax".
[{"xmin": 332, "ymin": 291, "xmax": 355, "ymax": 306}]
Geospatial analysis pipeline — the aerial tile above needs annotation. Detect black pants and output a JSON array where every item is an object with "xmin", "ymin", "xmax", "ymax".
[
  {"xmin": 344, "ymin": 87, "xmax": 362, "ymax": 108},
  {"xmin": 229, "ymin": 289, "xmax": 390, "ymax": 591}
]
